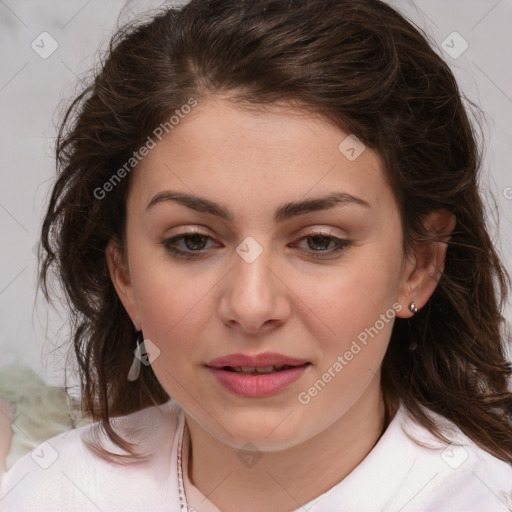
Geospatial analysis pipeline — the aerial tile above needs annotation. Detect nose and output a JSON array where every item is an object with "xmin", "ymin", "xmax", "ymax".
[{"xmin": 218, "ymin": 244, "xmax": 290, "ymax": 335}]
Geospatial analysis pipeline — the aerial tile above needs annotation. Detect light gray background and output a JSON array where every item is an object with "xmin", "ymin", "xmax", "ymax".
[{"xmin": 1, "ymin": 0, "xmax": 511, "ymax": 388}]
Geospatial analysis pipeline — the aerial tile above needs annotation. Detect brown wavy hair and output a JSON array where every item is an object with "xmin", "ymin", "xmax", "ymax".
[{"xmin": 39, "ymin": 0, "xmax": 512, "ymax": 463}]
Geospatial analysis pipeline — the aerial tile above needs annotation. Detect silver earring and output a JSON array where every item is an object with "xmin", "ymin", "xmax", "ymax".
[
  {"xmin": 408, "ymin": 302, "xmax": 419, "ymax": 351},
  {"xmin": 127, "ymin": 331, "xmax": 143, "ymax": 381}
]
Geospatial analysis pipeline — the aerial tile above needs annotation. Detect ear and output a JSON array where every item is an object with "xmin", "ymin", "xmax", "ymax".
[
  {"xmin": 396, "ymin": 209, "xmax": 456, "ymax": 318},
  {"xmin": 106, "ymin": 238, "xmax": 142, "ymax": 330}
]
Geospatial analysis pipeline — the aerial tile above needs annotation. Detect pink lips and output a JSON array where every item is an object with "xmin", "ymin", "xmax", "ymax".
[{"xmin": 205, "ymin": 352, "xmax": 311, "ymax": 397}]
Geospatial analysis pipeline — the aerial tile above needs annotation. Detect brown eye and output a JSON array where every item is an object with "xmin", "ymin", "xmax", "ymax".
[
  {"xmin": 293, "ymin": 234, "xmax": 353, "ymax": 260},
  {"xmin": 161, "ymin": 232, "xmax": 217, "ymax": 259},
  {"xmin": 306, "ymin": 235, "xmax": 336, "ymax": 251}
]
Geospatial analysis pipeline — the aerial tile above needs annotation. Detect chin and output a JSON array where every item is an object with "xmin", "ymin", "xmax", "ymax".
[{"xmin": 208, "ymin": 411, "xmax": 312, "ymax": 451}]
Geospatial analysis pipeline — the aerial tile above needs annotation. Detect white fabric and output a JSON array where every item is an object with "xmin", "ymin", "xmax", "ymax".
[{"xmin": 1, "ymin": 397, "xmax": 511, "ymax": 511}]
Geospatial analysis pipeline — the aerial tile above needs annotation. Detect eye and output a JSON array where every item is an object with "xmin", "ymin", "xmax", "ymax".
[
  {"xmin": 161, "ymin": 231, "xmax": 219, "ymax": 259},
  {"xmin": 292, "ymin": 232, "xmax": 352, "ymax": 259},
  {"xmin": 161, "ymin": 230, "xmax": 352, "ymax": 261}
]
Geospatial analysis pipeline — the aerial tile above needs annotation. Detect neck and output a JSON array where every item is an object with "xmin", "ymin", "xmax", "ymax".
[{"xmin": 184, "ymin": 379, "xmax": 391, "ymax": 512}]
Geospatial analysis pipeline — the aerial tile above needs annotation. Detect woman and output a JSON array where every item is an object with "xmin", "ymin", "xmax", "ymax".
[{"xmin": 1, "ymin": 0, "xmax": 511, "ymax": 510}]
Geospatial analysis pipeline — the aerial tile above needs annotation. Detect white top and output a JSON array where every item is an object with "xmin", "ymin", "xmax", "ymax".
[{"xmin": 1, "ymin": 398, "xmax": 511, "ymax": 511}]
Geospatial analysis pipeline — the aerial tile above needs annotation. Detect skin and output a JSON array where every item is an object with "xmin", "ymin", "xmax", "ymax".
[{"xmin": 108, "ymin": 96, "xmax": 455, "ymax": 512}]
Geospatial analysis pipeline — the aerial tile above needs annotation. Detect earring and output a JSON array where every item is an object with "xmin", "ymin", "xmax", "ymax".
[
  {"xmin": 409, "ymin": 302, "xmax": 418, "ymax": 314},
  {"xmin": 127, "ymin": 331, "xmax": 143, "ymax": 382}
]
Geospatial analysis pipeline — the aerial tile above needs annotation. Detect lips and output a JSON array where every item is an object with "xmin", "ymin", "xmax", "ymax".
[
  {"xmin": 205, "ymin": 352, "xmax": 309, "ymax": 369},
  {"xmin": 205, "ymin": 352, "xmax": 311, "ymax": 397}
]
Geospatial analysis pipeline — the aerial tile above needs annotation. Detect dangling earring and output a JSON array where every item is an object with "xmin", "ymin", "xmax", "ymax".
[{"xmin": 127, "ymin": 331, "xmax": 143, "ymax": 382}]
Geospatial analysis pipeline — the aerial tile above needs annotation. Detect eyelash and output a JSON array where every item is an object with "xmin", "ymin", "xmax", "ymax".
[{"xmin": 161, "ymin": 230, "xmax": 353, "ymax": 260}]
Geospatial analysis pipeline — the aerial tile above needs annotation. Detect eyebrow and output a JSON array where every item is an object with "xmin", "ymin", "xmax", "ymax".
[{"xmin": 146, "ymin": 190, "xmax": 371, "ymax": 222}]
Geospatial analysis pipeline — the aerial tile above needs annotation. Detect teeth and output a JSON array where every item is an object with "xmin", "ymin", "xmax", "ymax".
[
  {"xmin": 230, "ymin": 365, "xmax": 289, "ymax": 374},
  {"xmin": 255, "ymin": 366, "xmax": 276, "ymax": 373}
]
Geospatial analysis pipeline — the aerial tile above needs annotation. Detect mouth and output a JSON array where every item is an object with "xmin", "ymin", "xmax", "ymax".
[
  {"xmin": 217, "ymin": 363, "xmax": 310, "ymax": 375},
  {"xmin": 205, "ymin": 352, "xmax": 310, "ymax": 369},
  {"xmin": 205, "ymin": 360, "xmax": 311, "ymax": 397}
]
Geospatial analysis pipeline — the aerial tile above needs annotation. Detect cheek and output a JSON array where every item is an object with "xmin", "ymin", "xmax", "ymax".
[
  {"xmin": 291, "ymin": 264, "xmax": 399, "ymax": 438},
  {"xmin": 293, "ymin": 246, "xmax": 403, "ymax": 403},
  {"xmin": 299, "ymin": 276, "xmax": 396, "ymax": 375},
  {"xmin": 304, "ymin": 254, "xmax": 401, "ymax": 342},
  {"xmin": 133, "ymin": 268, "xmax": 212, "ymax": 400},
  {"xmin": 130, "ymin": 252, "xmax": 215, "ymax": 355}
]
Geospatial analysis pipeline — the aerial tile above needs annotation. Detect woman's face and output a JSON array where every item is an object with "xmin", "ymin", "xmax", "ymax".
[{"xmin": 110, "ymin": 97, "xmax": 418, "ymax": 450}]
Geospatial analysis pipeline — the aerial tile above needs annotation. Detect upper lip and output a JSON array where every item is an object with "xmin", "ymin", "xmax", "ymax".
[{"xmin": 206, "ymin": 352, "xmax": 309, "ymax": 368}]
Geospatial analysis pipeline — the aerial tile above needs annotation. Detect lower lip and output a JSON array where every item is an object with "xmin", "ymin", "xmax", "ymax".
[{"xmin": 207, "ymin": 364, "xmax": 310, "ymax": 397}]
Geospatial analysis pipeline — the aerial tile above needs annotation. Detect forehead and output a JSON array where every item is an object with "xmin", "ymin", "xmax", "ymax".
[{"xmin": 129, "ymin": 98, "xmax": 393, "ymax": 216}]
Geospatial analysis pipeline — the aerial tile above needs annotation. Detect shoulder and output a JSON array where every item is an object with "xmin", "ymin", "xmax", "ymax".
[
  {"xmin": 384, "ymin": 405, "xmax": 512, "ymax": 511},
  {"xmin": 0, "ymin": 398, "xmax": 184, "ymax": 512},
  {"xmin": 313, "ymin": 404, "xmax": 512, "ymax": 512}
]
